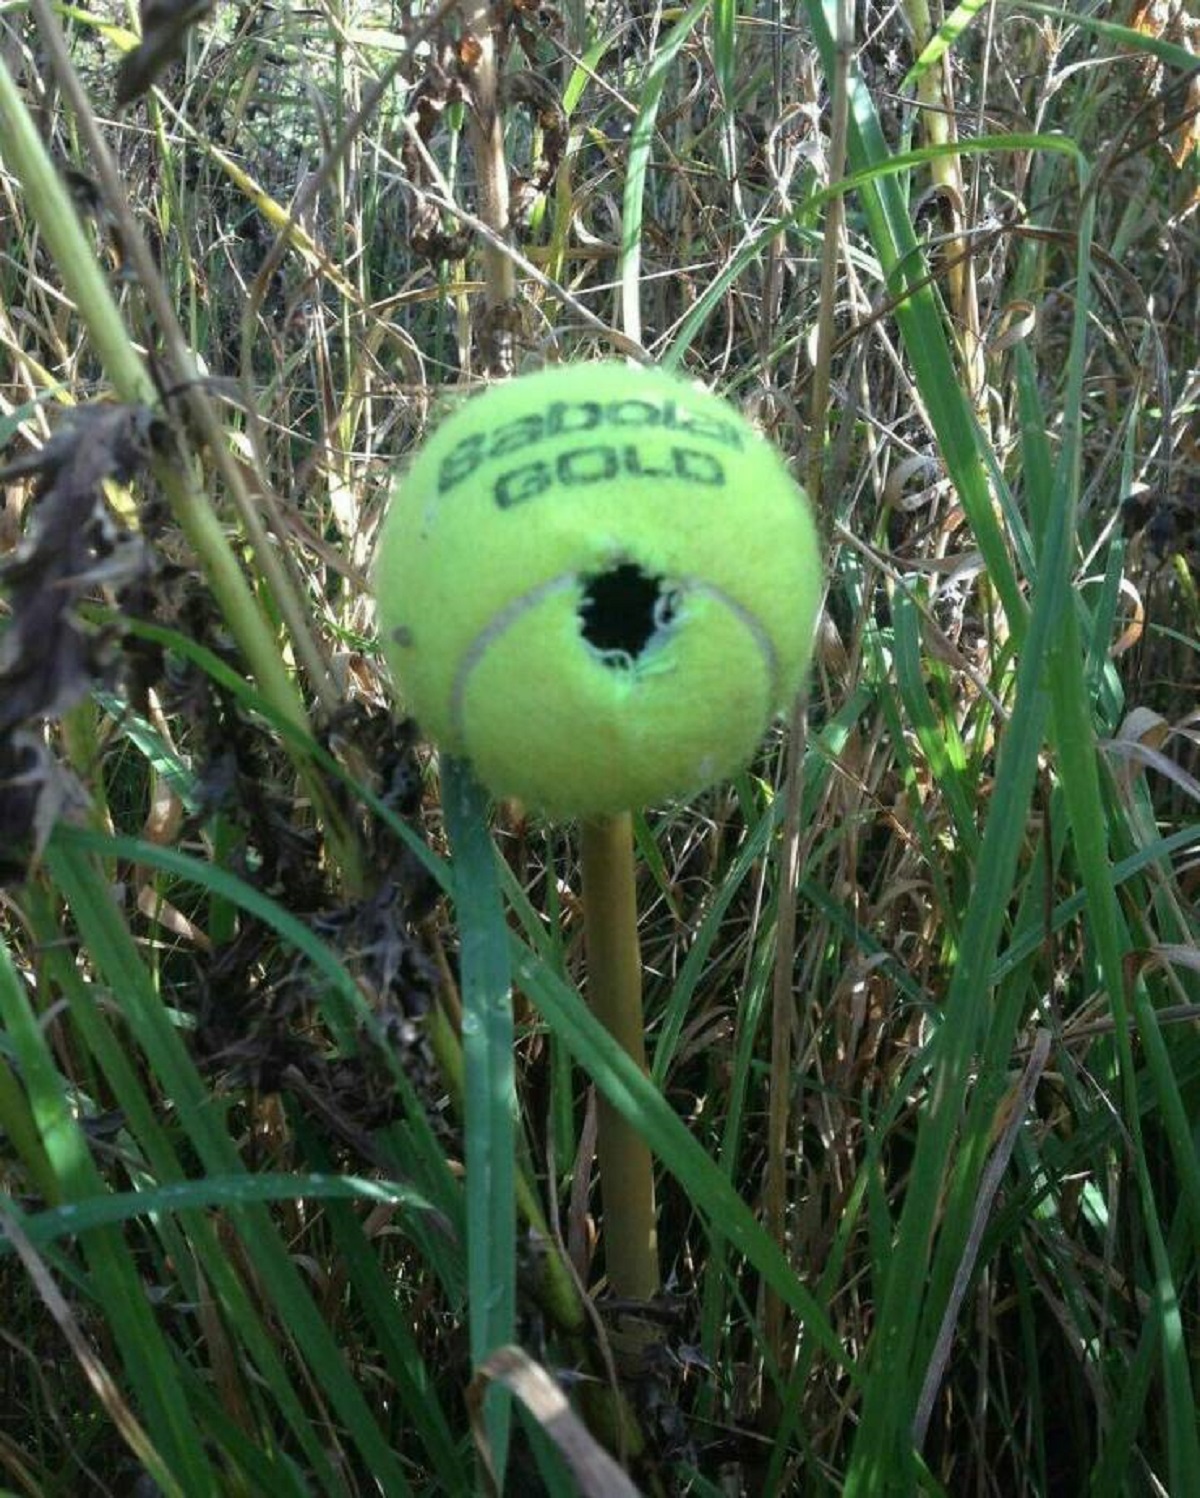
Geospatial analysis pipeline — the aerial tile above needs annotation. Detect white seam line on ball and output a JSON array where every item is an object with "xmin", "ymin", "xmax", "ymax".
[
  {"xmin": 449, "ymin": 573, "xmax": 781, "ymax": 743},
  {"xmin": 688, "ymin": 582, "xmax": 782, "ymax": 706},
  {"xmin": 450, "ymin": 572, "xmax": 582, "ymax": 741}
]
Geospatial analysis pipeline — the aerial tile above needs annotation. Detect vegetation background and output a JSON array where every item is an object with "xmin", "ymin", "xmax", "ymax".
[{"xmin": 0, "ymin": 0, "xmax": 1197, "ymax": 1493}]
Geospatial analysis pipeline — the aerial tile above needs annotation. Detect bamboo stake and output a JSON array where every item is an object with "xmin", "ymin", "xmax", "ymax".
[{"xmin": 579, "ymin": 814, "xmax": 660, "ymax": 1349}]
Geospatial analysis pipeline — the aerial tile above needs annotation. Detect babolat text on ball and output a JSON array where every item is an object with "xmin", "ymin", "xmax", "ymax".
[
  {"xmin": 434, "ymin": 392, "xmax": 748, "ymax": 508},
  {"xmin": 375, "ymin": 361, "xmax": 823, "ymax": 817}
]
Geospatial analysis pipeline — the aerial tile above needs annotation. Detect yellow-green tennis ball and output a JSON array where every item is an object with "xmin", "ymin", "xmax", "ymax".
[{"xmin": 375, "ymin": 362, "xmax": 821, "ymax": 818}]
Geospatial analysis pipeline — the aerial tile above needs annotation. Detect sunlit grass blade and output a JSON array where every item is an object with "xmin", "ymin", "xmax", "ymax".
[
  {"xmin": 620, "ymin": 0, "xmax": 711, "ymax": 344},
  {"xmin": 899, "ymin": 0, "xmax": 991, "ymax": 92}
]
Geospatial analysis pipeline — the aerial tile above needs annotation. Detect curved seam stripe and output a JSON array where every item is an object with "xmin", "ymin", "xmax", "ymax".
[
  {"xmin": 687, "ymin": 582, "xmax": 781, "ymax": 705},
  {"xmin": 450, "ymin": 572, "xmax": 781, "ymax": 743},
  {"xmin": 451, "ymin": 572, "xmax": 581, "ymax": 741}
]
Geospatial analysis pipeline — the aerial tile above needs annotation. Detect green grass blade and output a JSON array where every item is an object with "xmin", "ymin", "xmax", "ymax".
[
  {"xmin": 515, "ymin": 951, "xmax": 851, "ymax": 1371},
  {"xmin": 842, "ymin": 387, "xmax": 1069, "ymax": 1492},
  {"xmin": 899, "ymin": 0, "xmax": 992, "ymax": 92},
  {"xmin": 442, "ymin": 757, "xmax": 516, "ymax": 1480},
  {"xmin": 44, "ymin": 839, "xmax": 418, "ymax": 1495},
  {"xmin": 290, "ymin": 1114, "xmax": 470, "ymax": 1492},
  {"xmin": 0, "ymin": 938, "xmax": 215, "ymax": 1494},
  {"xmin": 619, "ymin": 0, "xmax": 712, "ymax": 343},
  {"xmin": 0, "ymin": 1172, "xmax": 435, "ymax": 1255},
  {"xmin": 18, "ymin": 883, "xmax": 347, "ymax": 1489}
]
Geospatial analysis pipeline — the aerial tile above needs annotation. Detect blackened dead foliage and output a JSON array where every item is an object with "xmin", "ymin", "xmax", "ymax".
[
  {"xmin": 0, "ymin": 402, "xmax": 448, "ymax": 1206},
  {"xmin": 188, "ymin": 709, "xmax": 449, "ymax": 1170},
  {"xmin": 0, "ymin": 404, "xmax": 162, "ymax": 882},
  {"xmin": 115, "ymin": 0, "xmax": 217, "ymax": 107}
]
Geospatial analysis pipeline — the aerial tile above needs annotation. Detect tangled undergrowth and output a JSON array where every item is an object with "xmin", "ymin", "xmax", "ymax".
[{"xmin": 0, "ymin": 0, "xmax": 1197, "ymax": 1493}]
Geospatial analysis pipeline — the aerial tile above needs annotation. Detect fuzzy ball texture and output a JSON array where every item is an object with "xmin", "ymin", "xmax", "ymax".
[{"xmin": 375, "ymin": 361, "xmax": 822, "ymax": 817}]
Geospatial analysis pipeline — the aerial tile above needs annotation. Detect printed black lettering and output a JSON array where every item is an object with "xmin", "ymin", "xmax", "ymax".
[
  {"xmin": 672, "ymin": 448, "xmax": 725, "ymax": 484},
  {"xmin": 438, "ymin": 433, "xmax": 486, "ymax": 493},
  {"xmin": 491, "ymin": 413, "xmax": 546, "ymax": 457},
  {"xmin": 680, "ymin": 411, "xmax": 745, "ymax": 451},
  {"xmin": 558, "ymin": 446, "xmax": 619, "ymax": 484},
  {"xmin": 547, "ymin": 400, "xmax": 602, "ymax": 436},
  {"xmin": 440, "ymin": 399, "xmax": 740, "ymax": 501},
  {"xmin": 621, "ymin": 445, "xmax": 675, "ymax": 479},
  {"xmin": 607, "ymin": 399, "xmax": 661, "ymax": 429},
  {"xmin": 496, "ymin": 461, "xmax": 553, "ymax": 508}
]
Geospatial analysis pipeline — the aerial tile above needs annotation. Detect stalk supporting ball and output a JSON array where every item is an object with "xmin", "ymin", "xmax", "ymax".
[{"xmin": 375, "ymin": 362, "xmax": 822, "ymax": 815}]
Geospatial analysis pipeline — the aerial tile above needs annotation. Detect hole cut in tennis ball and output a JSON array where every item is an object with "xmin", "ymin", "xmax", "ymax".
[{"xmin": 579, "ymin": 563, "xmax": 680, "ymax": 669}]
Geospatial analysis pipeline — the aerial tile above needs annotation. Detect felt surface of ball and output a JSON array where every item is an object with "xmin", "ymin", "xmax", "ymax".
[{"xmin": 375, "ymin": 361, "xmax": 821, "ymax": 817}]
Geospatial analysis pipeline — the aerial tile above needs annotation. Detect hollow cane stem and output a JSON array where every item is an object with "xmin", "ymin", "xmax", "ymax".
[{"xmin": 579, "ymin": 814, "xmax": 660, "ymax": 1317}]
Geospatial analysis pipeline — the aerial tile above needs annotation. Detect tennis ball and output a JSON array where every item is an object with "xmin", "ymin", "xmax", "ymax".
[{"xmin": 375, "ymin": 361, "xmax": 821, "ymax": 817}]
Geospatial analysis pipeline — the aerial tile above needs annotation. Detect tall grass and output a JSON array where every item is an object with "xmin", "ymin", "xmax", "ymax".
[{"xmin": 0, "ymin": 0, "xmax": 1197, "ymax": 1493}]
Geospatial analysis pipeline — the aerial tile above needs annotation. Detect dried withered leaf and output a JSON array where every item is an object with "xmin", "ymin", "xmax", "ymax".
[
  {"xmin": 0, "ymin": 405, "xmax": 160, "ymax": 880},
  {"xmin": 0, "ymin": 731, "xmax": 88, "ymax": 884},
  {"xmin": 469, "ymin": 1347, "xmax": 644, "ymax": 1497},
  {"xmin": 312, "ymin": 877, "xmax": 437, "ymax": 1016},
  {"xmin": 457, "ymin": 32, "xmax": 483, "ymax": 68},
  {"xmin": 505, "ymin": 0, "xmax": 564, "ymax": 67},
  {"xmin": 0, "ymin": 405, "xmax": 159, "ymax": 736},
  {"xmin": 115, "ymin": 0, "xmax": 216, "ymax": 107},
  {"xmin": 404, "ymin": 54, "xmax": 474, "ymax": 262},
  {"xmin": 1128, "ymin": 1, "xmax": 1200, "ymax": 172},
  {"xmin": 504, "ymin": 72, "xmax": 566, "ymax": 228}
]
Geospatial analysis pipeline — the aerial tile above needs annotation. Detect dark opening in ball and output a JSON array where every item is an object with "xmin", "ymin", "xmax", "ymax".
[{"xmin": 579, "ymin": 563, "xmax": 677, "ymax": 666}]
